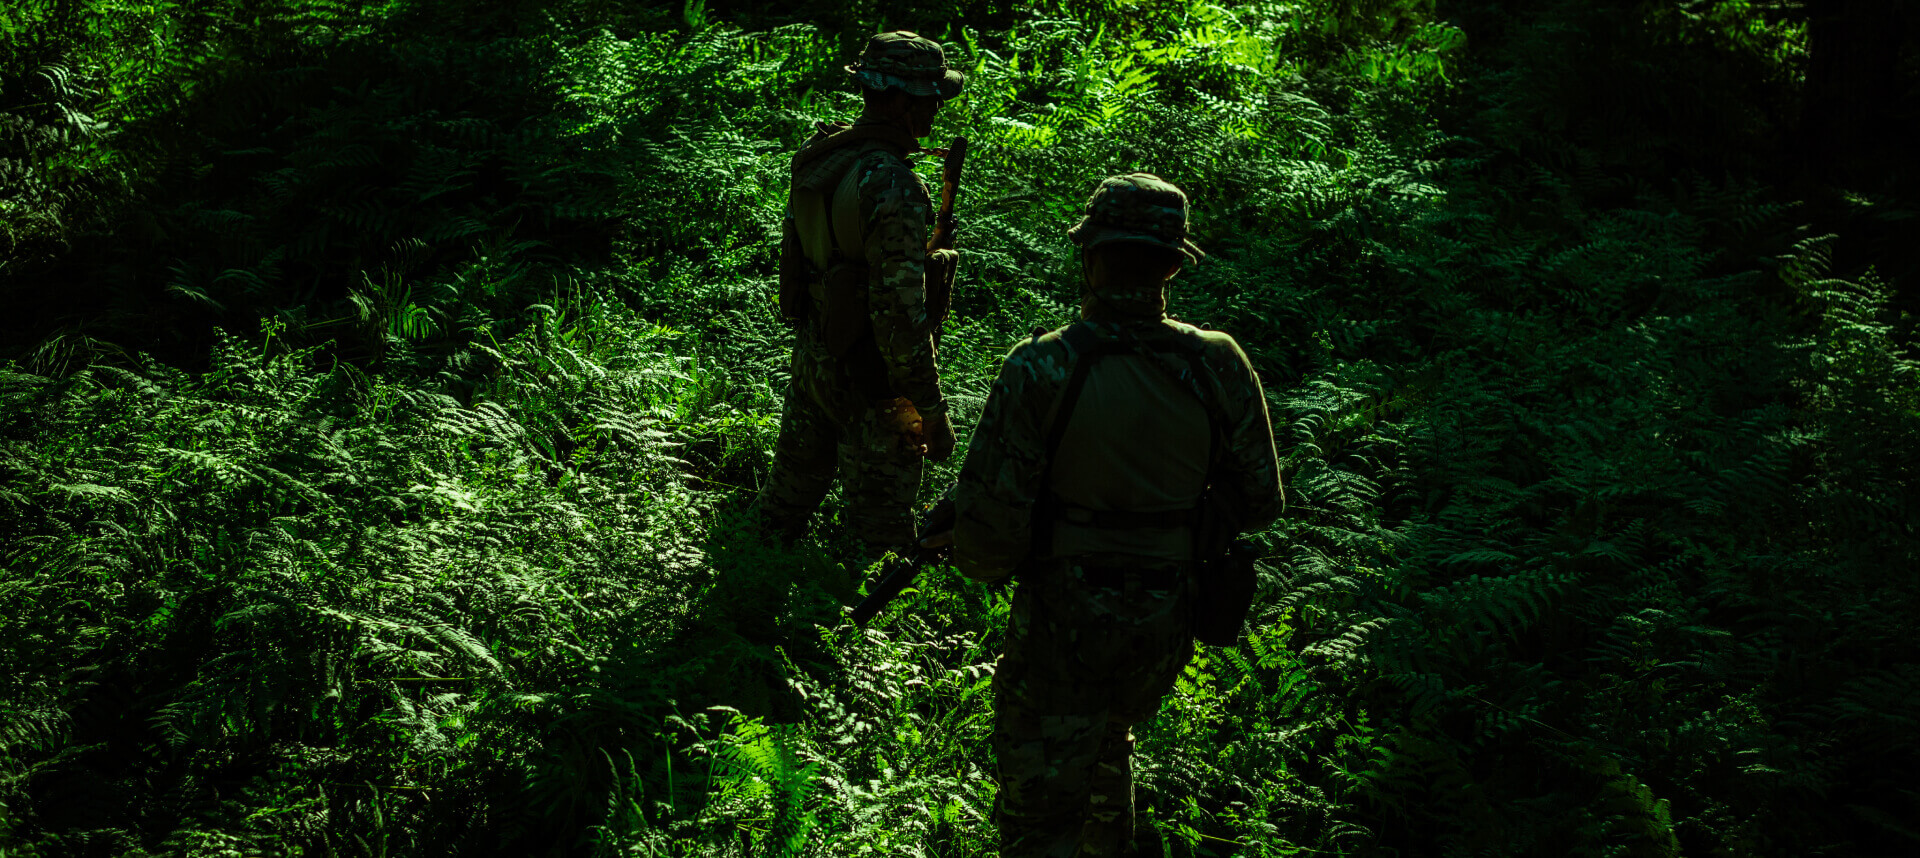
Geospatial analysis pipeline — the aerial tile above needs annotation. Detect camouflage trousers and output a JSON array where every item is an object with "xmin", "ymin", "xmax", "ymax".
[
  {"xmin": 993, "ymin": 555, "xmax": 1196, "ymax": 857},
  {"xmin": 751, "ymin": 334, "xmax": 923, "ymax": 547}
]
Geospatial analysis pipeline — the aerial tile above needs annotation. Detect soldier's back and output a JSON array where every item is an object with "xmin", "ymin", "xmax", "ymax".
[{"xmin": 1000, "ymin": 318, "xmax": 1255, "ymax": 560}]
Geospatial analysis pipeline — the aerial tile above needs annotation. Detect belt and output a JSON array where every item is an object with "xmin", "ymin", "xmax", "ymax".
[
  {"xmin": 1077, "ymin": 564, "xmax": 1183, "ymax": 591},
  {"xmin": 1055, "ymin": 502, "xmax": 1197, "ymax": 530}
]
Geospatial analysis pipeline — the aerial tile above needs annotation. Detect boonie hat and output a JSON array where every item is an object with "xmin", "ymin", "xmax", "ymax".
[
  {"xmin": 846, "ymin": 31, "xmax": 966, "ymax": 100},
  {"xmin": 1067, "ymin": 173, "xmax": 1205, "ymax": 263}
]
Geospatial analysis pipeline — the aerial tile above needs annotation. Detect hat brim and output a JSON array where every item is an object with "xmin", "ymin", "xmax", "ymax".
[
  {"xmin": 1067, "ymin": 222, "xmax": 1204, "ymax": 264},
  {"xmin": 846, "ymin": 66, "xmax": 966, "ymax": 100}
]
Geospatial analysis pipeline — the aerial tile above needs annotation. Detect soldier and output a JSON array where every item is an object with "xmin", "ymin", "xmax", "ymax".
[
  {"xmin": 751, "ymin": 32, "xmax": 964, "ymax": 552},
  {"xmin": 942, "ymin": 174, "xmax": 1284, "ymax": 856}
]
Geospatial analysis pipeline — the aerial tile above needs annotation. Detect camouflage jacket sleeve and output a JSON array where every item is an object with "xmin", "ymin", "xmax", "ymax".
[
  {"xmin": 1196, "ymin": 329, "xmax": 1284, "ymax": 532},
  {"xmin": 952, "ymin": 334, "xmax": 1071, "ymax": 582},
  {"xmin": 856, "ymin": 150, "xmax": 945, "ymax": 413}
]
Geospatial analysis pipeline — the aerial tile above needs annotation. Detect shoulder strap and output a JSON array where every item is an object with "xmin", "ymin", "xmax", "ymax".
[
  {"xmin": 1040, "ymin": 323, "xmax": 1231, "ymax": 465},
  {"xmin": 1031, "ymin": 323, "xmax": 1110, "ymax": 557},
  {"xmin": 1031, "ymin": 324, "xmax": 1233, "ymax": 554},
  {"xmin": 1149, "ymin": 333, "xmax": 1239, "ymax": 565},
  {"xmin": 1031, "ymin": 322, "xmax": 1201, "ymax": 554},
  {"xmin": 791, "ymin": 122, "xmax": 917, "ymax": 172},
  {"xmin": 1041, "ymin": 323, "xmax": 1147, "ymax": 460},
  {"xmin": 1140, "ymin": 332, "xmax": 1222, "ymax": 419}
]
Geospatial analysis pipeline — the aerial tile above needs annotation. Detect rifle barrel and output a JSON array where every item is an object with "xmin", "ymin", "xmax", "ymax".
[{"xmin": 845, "ymin": 497, "xmax": 957, "ymax": 626}]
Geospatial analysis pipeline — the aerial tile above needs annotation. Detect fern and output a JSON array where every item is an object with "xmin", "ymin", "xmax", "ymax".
[{"xmin": 3, "ymin": 0, "xmax": 1918, "ymax": 855}]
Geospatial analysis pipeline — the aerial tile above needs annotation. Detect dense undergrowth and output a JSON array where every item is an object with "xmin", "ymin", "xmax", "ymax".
[{"xmin": 3, "ymin": 0, "xmax": 1918, "ymax": 855}]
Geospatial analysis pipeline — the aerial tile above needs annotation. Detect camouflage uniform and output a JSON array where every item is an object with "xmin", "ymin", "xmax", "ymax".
[
  {"xmin": 752, "ymin": 33, "xmax": 963, "ymax": 548},
  {"xmin": 954, "ymin": 175, "xmax": 1284, "ymax": 856}
]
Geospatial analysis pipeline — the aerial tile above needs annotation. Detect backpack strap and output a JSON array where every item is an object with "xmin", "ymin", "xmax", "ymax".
[
  {"xmin": 1137, "ymin": 329, "xmax": 1229, "ymax": 435},
  {"xmin": 1148, "ymin": 332, "xmax": 1236, "ymax": 548},
  {"xmin": 1043, "ymin": 323, "xmax": 1228, "ymax": 467},
  {"xmin": 1030, "ymin": 322, "xmax": 1115, "ymax": 558},
  {"xmin": 1040, "ymin": 322, "xmax": 1123, "ymax": 465},
  {"xmin": 791, "ymin": 122, "xmax": 918, "ymax": 172}
]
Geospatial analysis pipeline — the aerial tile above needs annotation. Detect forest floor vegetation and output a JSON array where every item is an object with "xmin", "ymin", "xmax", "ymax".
[{"xmin": 2, "ymin": 0, "xmax": 1917, "ymax": 855}]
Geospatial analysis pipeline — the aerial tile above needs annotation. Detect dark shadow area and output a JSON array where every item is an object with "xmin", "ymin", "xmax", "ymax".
[{"xmin": 2, "ymin": 0, "xmax": 638, "ymax": 371}]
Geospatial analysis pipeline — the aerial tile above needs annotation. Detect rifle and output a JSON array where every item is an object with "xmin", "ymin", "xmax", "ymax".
[
  {"xmin": 925, "ymin": 136, "xmax": 967, "ymax": 344},
  {"xmin": 847, "ymin": 497, "xmax": 956, "ymax": 626}
]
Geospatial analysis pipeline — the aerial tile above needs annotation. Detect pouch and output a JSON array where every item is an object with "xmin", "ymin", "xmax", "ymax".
[{"xmin": 1191, "ymin": 538, "xmax": 1258, "ymax": 646}]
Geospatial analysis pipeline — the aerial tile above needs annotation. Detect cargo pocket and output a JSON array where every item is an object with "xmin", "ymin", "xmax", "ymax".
[{"xmin": 1054, "ymin": 564, "xmax": 1188, "ymax": 684}]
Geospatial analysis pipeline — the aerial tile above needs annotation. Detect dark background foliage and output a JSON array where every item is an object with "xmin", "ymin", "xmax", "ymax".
[{"xmin": 2, "ymin": 0, "xmax": 1917, "ymax": 855}]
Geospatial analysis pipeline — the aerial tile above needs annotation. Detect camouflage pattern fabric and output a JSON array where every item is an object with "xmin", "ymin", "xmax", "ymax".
[
  {"xmin": 751, "ymin": 119, "xmax": 946, "ymax": 547},
  {"xmin": 845, "ymin": 31, "xmax": 966, "ymax": 99},
  {"xmin": 955, "ymin": 316, "xmax": 1282, "ymax": 856},
  {"xmin": 846, "ymin": 141, "xmax": 947, "ymax": 410},
  {"xmin": 1067, "ymin": 173, "xmax": 1206, "ymax": 263},
  {"xmin": 957, "ymin": 172, "xmax": 1279, "ymax": 854},
  {"xmin": 754, "ymin": 321, "xmax": 925, "ymax": 547},
  {"xmin": 953, "ymin": 318, "xmax": 1282, "ymax": 581},
  {"xmin": 993, "ymin": 557, "xmax": 1195, "ymax": 856}
]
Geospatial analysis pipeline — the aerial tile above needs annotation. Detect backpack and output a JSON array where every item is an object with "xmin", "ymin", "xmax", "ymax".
[
  {"xmin": 777, "ymin": 124, "xmax": 910, "ymax": 341},
  {"xmin": 776, "ymin": 124, "xmax": 916, "ymax": 400}
]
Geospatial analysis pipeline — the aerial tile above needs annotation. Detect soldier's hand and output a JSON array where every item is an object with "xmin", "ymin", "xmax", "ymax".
[
  {"xmin": 873, "ymin": 396, "xmax": 927, "ymax": 456},
  {"xmin": 926, "ymin": 248, "xmax": 959, "ymax": 290},
  {"xmin": 923, "ymin": 409, "xmax": 956, "ymax": 461}
]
